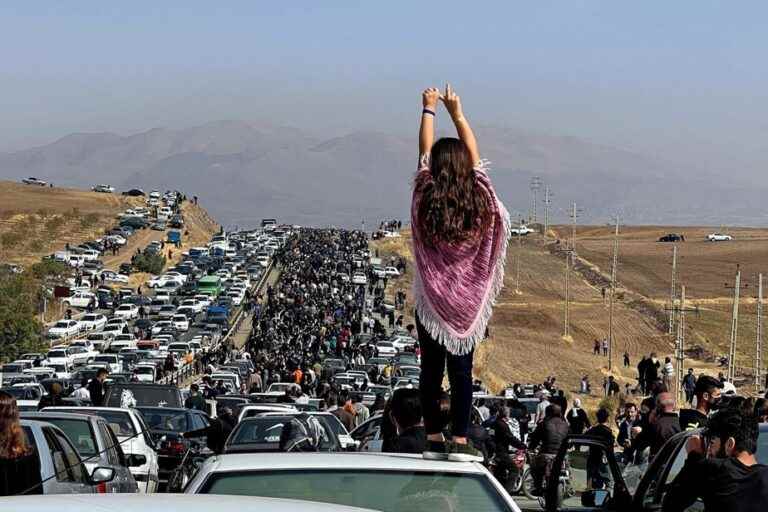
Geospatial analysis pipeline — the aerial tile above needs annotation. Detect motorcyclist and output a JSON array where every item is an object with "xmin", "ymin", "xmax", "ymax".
[
  {"xmin": 492, "ymin": 406, "xmax": 526, "ymax": 487},
  {"xmin": 528, "ymin": 404, "xmax": 569, "ymax": 496}
]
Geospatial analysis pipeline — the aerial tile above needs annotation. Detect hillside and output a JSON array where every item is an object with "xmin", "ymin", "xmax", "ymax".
[
  {"xmin": 2, "ymin": 121, "xmax": 767, "ymax": 228},
  {"xmin": 372, "ymin": 227, "xmax": 752, "ymax": 406},
  {"xmin": 0, "ymin": 181, "xmax": 219, "ymax": 269}
]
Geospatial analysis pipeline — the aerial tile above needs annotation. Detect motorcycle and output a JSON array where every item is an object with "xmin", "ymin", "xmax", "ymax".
[
  {"xmin": 489, "ymin": 448, "xmax": 527, "ymax": 495},
  {"xmin": 521, "ymin": 451, "xmax": 575, "ymax": 508}
]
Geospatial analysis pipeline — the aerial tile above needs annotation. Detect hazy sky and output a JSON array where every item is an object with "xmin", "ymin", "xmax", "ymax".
[{"xmin": 2, "ymin": 1, "xmax": 767, "ymax": 178}]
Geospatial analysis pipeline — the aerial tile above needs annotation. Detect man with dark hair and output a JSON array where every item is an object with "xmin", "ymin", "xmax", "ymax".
[
  {"xmin": 492, "ymin": 406, "xmax": 526, "ymax": 485},
  {"xmin": 528, "ymin": 404, "xmax": 569, "ymax": 495},
  {"xmin": 331, "ymin": 391, "xmax": 355, "ymax": 432},
  {"xmin": 87, "ymin": 368, "xmax": 108, "ymax": 406},
  {"xmin": 584, "ymin": 408, "xmax": 615, "ymax": 490},
  {"xmin": 679, "ymin": 375, "xmax": 724, "ymax": 430},
  {"xmin": 184, "ymin": 383, "xmax": 206, "ymax": 411},
  {"xmin": 387, "ymin": 388, "xmax": 425, "ymax": 454},
  {"xmin": 682, "ymin": 368, "xmax": 697, "ymax": 404},
  {"xmin": 664, "ymin": 400, "xmax": 768, "ymax": 511}
]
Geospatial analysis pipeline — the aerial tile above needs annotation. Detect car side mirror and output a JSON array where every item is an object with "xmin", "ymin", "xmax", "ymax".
[
  {"xmin": 127, "ymin": 454, "xmax": 147, "ymax": 467},
  {"xmin": 91, "ymin": 466, "xmax": 116, "ymax": 483}
]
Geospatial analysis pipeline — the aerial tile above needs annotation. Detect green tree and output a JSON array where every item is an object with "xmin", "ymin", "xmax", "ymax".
[
  {"xmin": 0, "ymin": 273, "xmax": 45, "ymax": 364},
  {"xmin": 133, "ymin": 253, "xmax": 166, "ymax": 275}
]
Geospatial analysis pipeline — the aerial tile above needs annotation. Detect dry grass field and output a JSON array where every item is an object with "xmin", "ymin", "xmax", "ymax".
[
  {"xmin": 373, "ymin": 224, "xmax": 758, "ymax": 407},
  {"xmin": 0, "ymin": 180, "xmax": 219, "ymax": 271}
]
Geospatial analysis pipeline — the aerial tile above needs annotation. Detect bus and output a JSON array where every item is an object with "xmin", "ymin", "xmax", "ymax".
[{"xmin": 197, "ymin": 275, "xmax": 222, "ymax": 297}]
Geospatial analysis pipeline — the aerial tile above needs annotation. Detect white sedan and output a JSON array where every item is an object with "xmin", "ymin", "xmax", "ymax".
[
  {"xmin": 114, "ymin": 304, "xmax": 140, "ymax": 320},
  {"xmin": 47, "ymin": 320, "xmax": 83, "ymax": 339},
  {"xmin": 148, "ymin": 275, "xmax": 184, "ymax": 288},
  {"xmin": 171, "ymin": 314, "xmax": 190, "ymax": 332},
  {"xmin": 79, "ymin": 313, "xmax": 107, "ymax": 331},
  {"xmin": 352, "ymin": 273, "xmax": 367, "ymax": 285},
  {"xmin": 384, "ymin": 267, "xmax": 400, "ymax": 277},
  {"xmin": 100, "ymin": 270, "xmax": 130, "ymax": 283},
  {"xmin": 707, "ymin": 233, "xmax": 733, "ymax": 242},
  {"xmin": 374, "ymin": 341, "xmax": 398, "ymax": 357},
  {"xmin": 184, "ymin": 453, "xmax": 519, "ymax": 512}
]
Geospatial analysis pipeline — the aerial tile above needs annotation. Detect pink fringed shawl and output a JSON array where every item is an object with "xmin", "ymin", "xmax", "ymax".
[{"xmin": 411, "ymin": 155, "xmax": 511, "ymax": 355}]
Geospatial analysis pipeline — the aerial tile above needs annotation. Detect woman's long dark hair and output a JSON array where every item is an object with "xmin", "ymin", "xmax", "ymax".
[
  {"xmin": 417, "ymin": 137, "xmax": 492, "ymax": 245},
  {"xmin": 0, "ymin": 390, "xmax": 30, "ymax": 459}
]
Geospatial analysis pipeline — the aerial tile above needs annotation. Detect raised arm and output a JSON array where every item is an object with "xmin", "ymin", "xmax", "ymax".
[
  {"xmin": 441, "ymin": 83, "xmax": 480, "ymax": 165},
  {"xmin": 419, "ymin": 87, "xmax": 440, "ymax": 156}
]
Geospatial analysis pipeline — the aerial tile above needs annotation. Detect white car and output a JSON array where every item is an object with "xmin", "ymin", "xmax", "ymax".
[
  {"xmin": 69, "ymin": 340, "xmax": 98, "ymax": 359},
  {"xmin": 164, "ymin": 271, "xmax": 188, "ymax": 284},
  {"xmin": 47, "ymin": 320, "xmax": 83, "ymax": 339},
  {"xmin": 133, "ymin": 364, "xmax": 157, "ymax": 383},
  {"xmin": 151, "ymin": 321, "xmax": 174, "ymax": 336},
  {"xmin": 147, "ymin": 275, "xmax": 184, "ymax": 288},
  {"xmin": 22, "ymin": 177, "xmax": 47, "ymax": 186},
  {"xmin": 45, "ymin": 348, "xmax": 74, "ymax": 367},
  {"xmin": 45, "ymin": 407, "xmax": 160, "ymax": 493},
  {"xmin": 92, "ymin": 184, "xmax": 115, "ymax": 193},
  {"xmin": 384, "ymin": 267, "xmax": 400, "ymax": 277},
  {"xmin": 61, "ymin": 290, "xmax": 97, "ymax": 309},
  {"xmin": 171, "ymin": 314, "xmax": 190, "ymax": 332},
  {"xmin": 352, "ymin": 273, "xmax": 367, "ymax": 285},
  {"xmin": 371, "ymin": 266, "xmax": 386, "ymax": 279},
  {"xmin": 390, "ymin": 335, "xmax": 417, "ymax": 352},
  {"xmin": 102, "ymin": 323, "xmax": 127, "ymax": 337},
  {"xmin": 114, "ymin": 304, "xmax": 140, "ymax": 320},
  {"xmin": 104, "ymin": 234, "xmax": 127, "ymax": 246},
  {"xmin": 226, "ymin": 291, "xmax": 245, "ymax": 306},
  {"xmin": 109, "ymin": 334, "xmax": 137, "ymax": 353},
  {"xmin": 79, "ymin": 313, "xmax": 107, "ymax": 331},
  {"xmin": 510, "ymin": 225, "xmax": 535, "ymax": 236},
  {"xmin": 707, "ymin": 233, "xmax": 733, "ymax": 241},
  {"xmin": 180, "ymin": 299, "xmax": 204, "ymax": 314},
  {"xmin": 184, "ymin": 453, "xmax": 519, "ymax": 512},
  {"xmin": 91, "ymin": 354, "xmax": 121, "ymax": 374},
  {"xmin": 374, "ymin": 341, "xmax": 397, "ymax": 357},
  {"xmin": 100, "ymin": 270, "xmax": 130, "ymax": 283},
  {"xmin": 194, "ymin": 295, "xmax": 213, "ymax": 308}
]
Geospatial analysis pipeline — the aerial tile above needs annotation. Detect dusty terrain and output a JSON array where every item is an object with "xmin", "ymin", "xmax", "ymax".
[{"xmin": 373, "ymin": 224, "xmax": 759, "ymax": 407}]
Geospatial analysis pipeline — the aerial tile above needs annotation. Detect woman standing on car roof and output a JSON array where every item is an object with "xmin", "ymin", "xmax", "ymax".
[
  {"xmin": 412, "ymin": 84, "xmax": 510, "ymax": 461},
  {"xmin": 0, "ymin": 390, "xmax": 43, "ymax": 496}
]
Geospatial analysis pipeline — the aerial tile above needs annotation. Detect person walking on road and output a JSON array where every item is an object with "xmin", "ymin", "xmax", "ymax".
[
  {"xmin": 412, "ymin": 85, "xmax": 510, "ymax": 461},
  {"xmin": 87, "ymin": 368, "xmax": 108, "ymax": 406}
]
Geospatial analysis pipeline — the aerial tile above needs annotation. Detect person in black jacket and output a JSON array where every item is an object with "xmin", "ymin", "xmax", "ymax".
[
  {"xmin": 664, "ymin": 399, "xmax": 768, "ymax": 512},
  {"xmin": 528, "ymin": 404, "xmax": 569, "ymax": 495},
  {"xmin": 633, "ymin": 392, "xmax": 681, "ymax": 461},
  {"xmin": 37, "ymin": 383, "xmax": 65, "ymax": 410},
  {"xmin": 492, "ymin": 406, "xmax": 526, "ymax": 486},
  {"xmin": 87, "ymin": 368, "xmax": 108, "ymax": 407},
  {"xmin": 183, "ymin": 407, "xmax": 235, "ymax": 454},
  {"xmin": 566, "ymin": 398, "xmax": 591, "ymax": 434},
  {"xmin": 584, "ymin": 408, "xmax": 615, "ymax": 490}
]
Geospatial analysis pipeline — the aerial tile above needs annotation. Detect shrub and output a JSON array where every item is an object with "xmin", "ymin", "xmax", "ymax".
[
  {"xmin": 133, "ymin": 253, "xmax": 166, "ymax": 275},
  {"xmin": 45, "ymin": 215, "xmax": 65, "ymax": 233},
  {"xmin": 0, "ymin": 231, "xmax": 24, "ymax": 249},
  {"xmin": 80, "ymin": 213, "xmax": 100, "ymax": 229}
]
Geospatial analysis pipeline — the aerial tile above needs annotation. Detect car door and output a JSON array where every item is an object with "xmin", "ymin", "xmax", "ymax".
[
  {"xmin": 545, "ymin": 435, "xmax": 633, "ymax": 511},
  {"xmin": 43, "ymin": 426, "xmax": 94, "ymax": 494},
  {"xmin": 99, "ymin": 422, "xmax": 138, "ymax": 493}
]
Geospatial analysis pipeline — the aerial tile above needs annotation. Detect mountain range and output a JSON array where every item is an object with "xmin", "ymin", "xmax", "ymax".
[{"xmin": 0, "ymin": 120, "xmax": 763, "ymax": 228}]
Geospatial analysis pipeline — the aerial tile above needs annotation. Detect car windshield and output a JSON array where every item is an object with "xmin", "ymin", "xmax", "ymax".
[
  {"xmin": 95, "ymin": 356, "xmax": 116, "ymax": 362},
  {"xmin": 230, "ymin": 417, "xmax": 290, "ymax": 445},
  {"xmin": 43, "ymin": 418, "xmax": 98, "ymax": 457},
  {"xmin": 140, "ymin": 408, "xmax": 189, "ymax": 431},
  {"xmin": 758, "ymin": 428, "xmax": 768, "ymax": 463},
  {"xmin": 105, "ymin": 385, "xmax": 181, "ymax": 407},
  {"xmin": 48, "ymin": 350, "xmax": 67, "ymax": 358},
  {"xmin": 198, "ymin": 469, "xmax": 510, "ymax": 512},
  {"xmin": 54, "ymin": 322, "xmax": 69, "ymax": 328}
]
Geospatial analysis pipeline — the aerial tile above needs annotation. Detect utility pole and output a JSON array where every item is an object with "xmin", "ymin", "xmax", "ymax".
[
  {"xmin": 756, "ymin": 273, "xmax": 763, "ymax": 392},
  {"xmin": 668, "ymin": 246, "xmax": 677, "ymax": 335},
  {"xmin": 543, "ymin": 186, "xmax": 553, "ymax": 237},
  {"xmin": 608, "ymin": 216, "xmax": 619, "ymax": 371},
  {"xmin": 529, "ymin": 177, "xmax": 542, "ymax": 224},
  {"xmin": 569, "ymin": 203, "xmax": 582, "ymax": 253},
  {"xmin": 515, "ymin": 232, "xmax": 522, "ymax": 295},
  {"xmin": 727, "ymin": 266, "xmax": 742, "ymax": 382},
  {"xmin": 562, "ymin": 249, "xmax": 574, "ymax": 338},
  {"xmin": 675, "ymin": 286, "xmax": 687, "ymax": 404}
]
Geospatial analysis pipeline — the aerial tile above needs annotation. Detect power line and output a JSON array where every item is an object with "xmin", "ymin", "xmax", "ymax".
[
  {"xmin": 726, "ymin": 265, "xmax": 745, "ymax": 382},
  {"xmin": 668, "ymin": 246, "xmax": 678, "ymax": 335},
  {"xmin": 756, "ymin": 273, "xmax": 763, "ymax": 392},
  {"xmin": 542, "ymin": 186, "xmax": 553, "ymax": 237}
]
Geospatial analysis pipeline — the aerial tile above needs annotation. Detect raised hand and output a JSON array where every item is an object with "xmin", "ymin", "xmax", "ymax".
[
  {"xmin": 440, "ymin": 83, "xmax": 463, "ymax": 120},
  {"xmin": 422, "ymin": 87, "xmax": 440, "ymax": 110}
]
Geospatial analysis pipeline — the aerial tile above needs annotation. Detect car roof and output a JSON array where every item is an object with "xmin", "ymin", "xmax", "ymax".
[
  {"xmin": 202, "ymin": 452, "xmax": 486, "ymax": 474},
  {"xmin": 22, "ymin": 411, "xmax": 101, "ymax": 423},
  {"xmin": 0, "ymin": 494, "xmax": 378, "ymax": 512}
]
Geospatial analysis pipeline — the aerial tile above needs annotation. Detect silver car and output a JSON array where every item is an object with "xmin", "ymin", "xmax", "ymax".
[
  {"xmin": 19, "ymin": 419, "xmax": 116, "ymax": 495},
  {"xmin": 22, "ymin": 412, "xmax": 139, "ymax": 493}
]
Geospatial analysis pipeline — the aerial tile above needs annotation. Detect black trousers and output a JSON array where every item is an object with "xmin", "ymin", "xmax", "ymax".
[{"xmin": 417, "ymin": 315, "xmax": 474, "ymax": 438}]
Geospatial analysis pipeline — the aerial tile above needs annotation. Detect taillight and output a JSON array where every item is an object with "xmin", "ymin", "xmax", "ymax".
[
  {"xmin": 161, "ymin": 439, "xmax": 186, "ymax": 456},
  {"xmin": 96, "ymin": 481, "xmax": 107, "ymax": 494}
]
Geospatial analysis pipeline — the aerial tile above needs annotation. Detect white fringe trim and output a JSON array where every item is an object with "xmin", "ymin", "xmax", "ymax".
[{"xmin": 414, "ymin": 200, "xmax": 512, "ymax": 356}]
